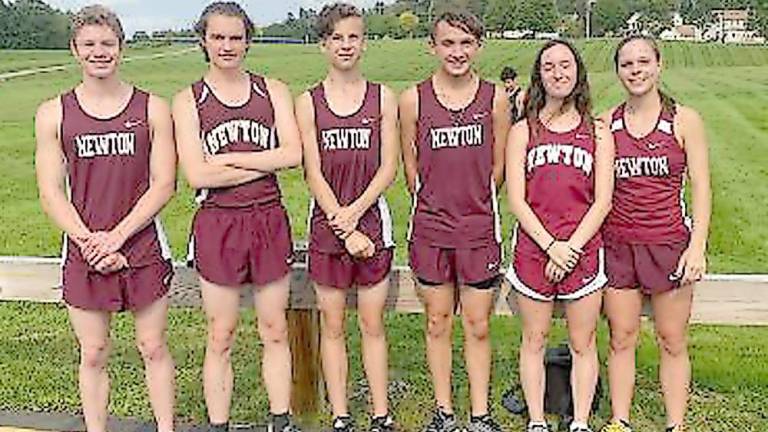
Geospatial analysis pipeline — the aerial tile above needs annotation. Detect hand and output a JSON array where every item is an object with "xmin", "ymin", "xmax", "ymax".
[
  {"xmin": 328, "ymin": 205, "xmax": 362, "ymax": 238},
  {"xmin": 80, "ymin": 230, "xmax": 127, "ymax": 267},
  {"xmin": 545, "ymin": 240, "xmax": 581, "ymax": 272},
  {"xmin": 545, "ymin": 259, "xmax": 568, "ymax": 284},
  {"xmin": 675, "ymin": 245, "xmax": 706, "ymax": 285},
  {"xmin": 94, "ymin": 252, "xmax": 128, "ymax": 274},
  {"xmin": 344, "ymin": 231, "xmax": 375, "ymax": 259}
]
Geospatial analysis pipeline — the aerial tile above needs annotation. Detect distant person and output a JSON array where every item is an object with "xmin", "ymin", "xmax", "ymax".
[
  {"xmin": 172, "ymin": 2, "xmax": 303, "ymax": 431},
  {"xmin": 501, "ymin": 65, "xmax": 525, "ymax": 123},
  {"xmin": 599, "ymin": 36, "xmax": 711, "ymax": 432},
  {"xmin": 295, "ymin": 3, "xmax": 398, "ymax": 431},
  {"xmin": 35, "ymin": 5, "xmax": 176, "ymax": 432},
  {"xmin": 399, "ymin": 10, "xmax": 511, "ymax": 432},
  {"xmin": 505, "ymin": 39, "xmax": 614, "ymax": 432}
]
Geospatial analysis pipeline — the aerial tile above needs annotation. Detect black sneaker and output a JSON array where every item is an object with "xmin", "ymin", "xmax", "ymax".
[
  {"xmin": 332, "ymin": 416, "xmax": 356, "ymax": 432},
  {"xmin": 665, "ymin": 425, "xmax": 687, "ymax": 432},
  {"xmin": 423, "ymin": 409, "xmax": 460, "ymax": 432},
  {"xmin": 466, "ymin": 414, "xmax": 502, "ymax": 432},
  {"xmin": 370, "ymin": 415, "xmax": 395, "ymax": 432},
  {"xmin": 190, "ymin": 423, "xmax": 229, "ymax": 432},
  {"xmin": 268, "ymin": 414, "xmax": 301, "ymax": 432}
]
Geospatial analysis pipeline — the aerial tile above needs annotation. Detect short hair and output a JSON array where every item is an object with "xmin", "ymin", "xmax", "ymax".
[
  {"xmin": 70, "ymin": 4, "xmax": 125, "ymax": 46},
  {"xmin": 315, "ymin": 2, "xmax": 364, "ymax": 40},
  {"xmin": 501, "ymin": 66, "xmax": 517, "ymax": 81},
  {"xmin": 194, "ymin": 2, "xmax": 255, "ymax": 62},
  {"xmin": 431, "ymin": 10, "xmax": 484, "ymax": 42}
]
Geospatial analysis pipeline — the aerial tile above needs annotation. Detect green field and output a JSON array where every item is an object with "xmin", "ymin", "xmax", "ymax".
[
  {"xmin": 1, "ymin": 303, "xmax": 767, "ymax": 430},
  {"xmin": 1, "ymin": 40, "xmax": 767, "ymax": 428},
  {"xmin": 1, "ymin": 40, "xmax": 767, "ymax": 273}
]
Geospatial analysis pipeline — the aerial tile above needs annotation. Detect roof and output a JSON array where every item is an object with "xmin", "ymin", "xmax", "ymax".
[{"xmin": 712, "ymin": 9, "xmax": 749, "ymax": 20}]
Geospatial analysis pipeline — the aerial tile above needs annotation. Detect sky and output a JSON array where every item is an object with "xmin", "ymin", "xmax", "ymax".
[{"xmin": 46, "ymin": 0, "xmax": 395, "ymax": 38}]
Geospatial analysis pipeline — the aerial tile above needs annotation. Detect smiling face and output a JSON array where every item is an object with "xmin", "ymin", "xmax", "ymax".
[
  {"xmin": 539, "ymin": 43, "xmax": 577, "ymax": 100},
  {"xmin": 321, "ymin": 16, "xmax": 365, "ymax": 71},
  {"xmin": 431, "ymin": 21, "xmax": 481, "ymax": 78},
  {"xmin": 201, "ymin": 14, "xmax": 249, "ymax": 70},
  {"xmin": 616, "ymin": 38, "xmax": 662, "ymax": 97},
  {"xmin": 71, "ymin": 24, "xmax": 122, "ymax": 79}
]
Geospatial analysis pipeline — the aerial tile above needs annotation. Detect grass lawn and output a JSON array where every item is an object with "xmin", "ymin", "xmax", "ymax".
[
  {"xmin": 0, "ymin": 40, "xmax": 767, "ymax": 272},
  {"xmin": 0, "ymin": 302, "xmax": 766, "ymax": 429},
  {"xmin": 1, "ymin": 40, "xmax": 767, "ymax": 429}
]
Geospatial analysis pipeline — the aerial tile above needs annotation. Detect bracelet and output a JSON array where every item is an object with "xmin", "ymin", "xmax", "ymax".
[{"xmin": 544, "ymin": 238, "xmax": 556, "ymax": 252}]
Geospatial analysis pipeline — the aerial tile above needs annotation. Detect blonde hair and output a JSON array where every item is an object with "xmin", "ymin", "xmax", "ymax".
[{"xmin": 71, "ymin": 4, "xmax": 125, "ymax": 46}]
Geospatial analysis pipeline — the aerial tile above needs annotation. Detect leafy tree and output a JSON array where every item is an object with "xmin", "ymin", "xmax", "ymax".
[{"xmin": 399, "ymin": 10, "xmax": 420, "ymax": 36}]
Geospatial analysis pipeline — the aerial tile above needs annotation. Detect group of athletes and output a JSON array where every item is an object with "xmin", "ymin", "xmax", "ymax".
[{"xmin": 34, "ymin": 2, "xmax": 711, "ymax": 432}]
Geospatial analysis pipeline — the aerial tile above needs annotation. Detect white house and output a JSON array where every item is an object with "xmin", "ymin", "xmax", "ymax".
[{"xmin": 704, "ymin": 9, "xmax": 765, "ymax": 44}]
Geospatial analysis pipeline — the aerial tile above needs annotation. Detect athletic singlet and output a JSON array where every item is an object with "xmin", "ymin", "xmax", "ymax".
[
  {"xmin": 191, "ymin": 73, "xmax": 282, "ymax": 208},
  {"xmin": 604, "ymin": 103, "xmax": 689, "ymax": 244},
  {"xmin": 409, "ymin": 77, "xmax": 501, "ymax": 249},
  {"xmin": 308, "ymin": 81, "xmax": 394, "ymax": 254},
  {"xmin": 60, "ymin": 88, "xmax": 171, "ymax": 267}
]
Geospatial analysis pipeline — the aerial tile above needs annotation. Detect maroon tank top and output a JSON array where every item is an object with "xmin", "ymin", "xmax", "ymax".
[
  {"xmin": 308, "ymin": 81, "xmax": 394, "ymax": 254},
  {"xmin": 604, "ymin": 104, "xmax": 689, "ymax": 244},
  {"xmin": 409, "ymin": 77, "xmax": 501, "ymax": 248},
  {"xmin": 60, "ymin": 88, "xmax": 171, "ymax": 267},
  {"xmin": 515, "ymin": 117, "xmax": 601, "ymax": 256},
  {"xmin": 191, "ymin": 73, "xmax": 282, "ymax": 208}
]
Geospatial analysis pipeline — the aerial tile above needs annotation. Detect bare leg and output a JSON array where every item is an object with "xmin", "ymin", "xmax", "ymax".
[
  {"xmin": 421, "ymin": 283, "xmax": 457, "ymax": 412},
  {"xmin": 652, "ymin": 285, "xmax": 694, "ymax": 428},
  {"xmin": 459, "ymin": 286, "xmax": 495, "ymax": 416},
  {"xmin": 604, "ymin": 288, "xmax": 643, "ymax": 423},
  {"xmin": 564, "ymin": 291, "xmax": 602, "ymax": 425},
  {"xmin": 68, "ymin": 306, "xmax": 112, "ymax": 432},
  {"xmin": 134, "ymin": 296, "xmax": 175, "ymax": 432},
  {"xmin": 315, "ymin": 283, "xmax": 350, "ymax": 417},
  {"xmin": 200, "ymin": 278, "xmax": 241, "ymax": 424},
  {"xmin": 516, "ymin": 294, "xmax": 554, "ymax": 423},
  {"xmin": 254, "ymin": 275, "xmax": 292, "ymax": 414},
  {"xmin": 357, "ymin": 277, "xmax": 390, "ymax": 417}
]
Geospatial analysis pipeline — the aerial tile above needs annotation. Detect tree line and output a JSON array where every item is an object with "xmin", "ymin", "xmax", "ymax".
[
  {"xmin": 0, "ymin": 0, "xmax": 70, "ymax": 49},
  {"xmin": 262, "ymin": 0, "xmax": 768, "ymax": 41},
  {"xmin": 1, "ymin": 0, "xmax": 766, "ymax": 49}
]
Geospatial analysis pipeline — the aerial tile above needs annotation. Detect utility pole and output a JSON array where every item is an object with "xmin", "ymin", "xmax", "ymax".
[{"xmin": 586, "ymin": 0, "xmax": 596, "ymax": 39}]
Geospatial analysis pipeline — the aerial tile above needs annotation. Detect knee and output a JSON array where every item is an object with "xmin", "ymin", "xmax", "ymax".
[
  {"xmin": 80, "ymin": 340, "xmax": 110, "ymax": 370},
  {"xmin": 609, "ymin": 326, "xmax": 640, "ymax": 354},
  {"xmin": 207, "ymin": 325, "xmax": 236, "ymax": 358},
  {"xmin": 657, "ymin": 331, "xmax": 687, "ymax": 357},
  {"xmin": 521, "ymin": 329, "xmax": 549, "ymax": 355},
  {"xmin": 463, "ymin": 315, "xmax": 490, "ymax": 341},
  {"xmin": 569, "ymin": 332, "xmax": 597, "ymax": 358},
  {"xmin": 321, "ymin": 314, "xmax": 346, "ymax": 341},
  {"xmin": 426, "ymin": 311, "xmax": 452, "ymax": 339},
  {"xmin": 358, "ymin": 314, "xmax": 385, "ymax": 340},
  {"xmin": 258, "ymin": 316, "xmax": 288, "ymax": 346},
  {"xmin": 136, "ymin": 335, "xmax": 169, "ymax": 364}
]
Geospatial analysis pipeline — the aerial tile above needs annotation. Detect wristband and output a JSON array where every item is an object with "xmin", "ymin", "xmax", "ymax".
[{"xmin": 544, "ymin": 238, "xmax": 556, "ymax": 253}]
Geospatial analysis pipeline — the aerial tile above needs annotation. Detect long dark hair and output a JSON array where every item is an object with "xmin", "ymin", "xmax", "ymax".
[
  {"xmin": 614, "ymin": 35, "xmax": 677, "ymax": 114},
  {"xmin": 524, "ymin": 39, "xmax": 593, "ymax": 136}
]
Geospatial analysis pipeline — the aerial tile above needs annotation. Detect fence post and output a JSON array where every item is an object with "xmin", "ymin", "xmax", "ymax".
[{"xmin": 287, "ymin": 244, "xmax": 321, "ymax": 416}]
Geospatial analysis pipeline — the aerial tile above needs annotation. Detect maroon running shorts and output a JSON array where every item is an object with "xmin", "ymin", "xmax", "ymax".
[
  {"xmin": 409, "ymin": 241, "xmax": 502, "ymax": 288},
  {"xmin": 309, "ymin": 247, "xmax": 393, "ymax": 289},
  {"xmin": 190, "ymin": 203, "xmax": 293, "ymax": 287},
  {"xmin": 506, "ymin": 246, "xmax": 607, "ymax": 302},
  {"xmin": 605, "ymin": 237, "xmax": 689, "ymax": 295},
  {"xmin": 62, "ymin": 259, "xmax": 172, "ymax": 312}
]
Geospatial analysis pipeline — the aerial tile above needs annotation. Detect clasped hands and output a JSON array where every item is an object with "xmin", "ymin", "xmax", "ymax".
[
  {"xmin": 544, "ymin": 240, "xmax": 582, "ymax": 284},
  {"xmin": 74, "ymin": 230, "xmax": 129, "ymax": 274},
  {"xmin": 327, "ymin": 205, "xmax": 374, "ymax": 259}
]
